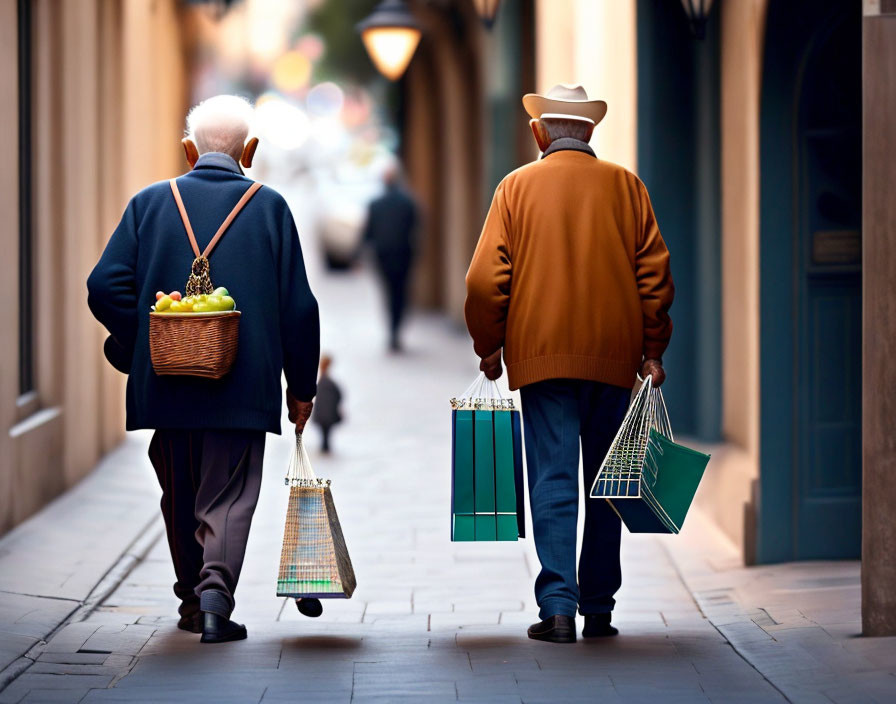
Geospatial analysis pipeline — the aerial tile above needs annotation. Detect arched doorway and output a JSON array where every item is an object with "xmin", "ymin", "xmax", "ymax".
[{"xmin": 758, "ymin": 0, "xmax": 862, "ymax": 562}]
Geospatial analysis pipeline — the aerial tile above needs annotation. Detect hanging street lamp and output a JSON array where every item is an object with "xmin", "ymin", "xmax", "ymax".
[
  {"xmin": 472, "ymin": 0, "xmax": 501, "ymax": 29},
  {"xmin": 680, "ymin": 0, "xmax": 715, "ymax": 40},
  {"xmin": 356, "ymin": 0, "xmax": 422, "ymax": 81}
]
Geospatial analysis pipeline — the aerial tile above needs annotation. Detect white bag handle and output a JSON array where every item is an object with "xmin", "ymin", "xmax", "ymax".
[
  {"xmin": 285, "ymin": 432, "xmax": 330, "ymax": 487},
  {"xmin": 450, "ymin": 372, "xmax": 512, "ymax": 411},
  {"xmin": 590, "ymin": 375, "xmax": 673, "ymax": 498}
]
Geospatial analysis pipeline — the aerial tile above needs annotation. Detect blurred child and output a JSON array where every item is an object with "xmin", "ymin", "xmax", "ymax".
[{"xmin": 312, "ymin": 355, "xmax": 343, "ymax": 453}]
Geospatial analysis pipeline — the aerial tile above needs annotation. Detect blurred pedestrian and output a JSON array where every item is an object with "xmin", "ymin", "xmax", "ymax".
[
  {"xmin": 87, "ymin": 95, "xmax": 322, "ymax": 643},
  {"xmin": 464, "ymin": 84, "xmax": 674, "ymax": 644},
  {"xmin": 312, "ymin": 355, "xmax": 343, "ymax": 454},
  {"xmin": 362, "ymin": 164, "xmax": 419, "ymax": 352}
]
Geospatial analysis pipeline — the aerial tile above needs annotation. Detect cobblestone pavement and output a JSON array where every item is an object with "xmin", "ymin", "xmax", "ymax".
[{"xmin": 2, "ymin": 199, "xmax": 895, "ymax": 702}]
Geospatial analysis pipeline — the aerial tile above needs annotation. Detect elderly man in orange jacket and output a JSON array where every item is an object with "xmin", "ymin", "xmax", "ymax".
[{"xmin": 465, "ymin": 84, "xmax": 674, "ymax": 644}]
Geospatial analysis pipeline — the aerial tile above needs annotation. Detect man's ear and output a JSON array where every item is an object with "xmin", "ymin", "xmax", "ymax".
[
  {"xmin": 530, "ymin": 119, "xmax": 551, "ymax": 153},
  {"xmin": 182, "ymin": 138, "xmax": 199, "ymax": 168},
  {"xmin": 240, "ymin": 137, "xmax": 259, "ymax": 169}
]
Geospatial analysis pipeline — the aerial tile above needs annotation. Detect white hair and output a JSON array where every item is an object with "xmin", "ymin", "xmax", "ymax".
[
  {"xmin": 541, "ymin": 115, "xmax": 595, "ymax": 143},
  {"xmin": 185, "ymin": 95, "xmax": 254, "ymax": 159}
]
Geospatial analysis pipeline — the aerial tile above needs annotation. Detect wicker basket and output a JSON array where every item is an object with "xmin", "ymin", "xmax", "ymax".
[{"xmin": 149, "ymin": 311, "xmax": 241, "ymax": 379}]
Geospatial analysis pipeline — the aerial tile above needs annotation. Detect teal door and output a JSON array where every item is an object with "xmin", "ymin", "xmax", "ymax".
[
  {"xmin": 759, "ymin": 0, "xmax": 862, "ymax": 562},
  {"xmin": 794, "ymin": 9, "xmax": 862, "ymax": 558}
]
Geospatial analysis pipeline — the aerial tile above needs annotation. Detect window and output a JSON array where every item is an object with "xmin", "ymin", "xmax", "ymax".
[{"xmin": 18, "ymin": 0, "xmax": 33, "ymax": 396}]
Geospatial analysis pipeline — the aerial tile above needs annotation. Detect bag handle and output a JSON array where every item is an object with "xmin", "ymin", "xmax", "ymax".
[
  {"xmin": 168, "ymin": 179, "xmax": 263, "ymax": 259},
  {"xmin": 285, "ymin": 431, "xmax": 330, "ymax": 487}
]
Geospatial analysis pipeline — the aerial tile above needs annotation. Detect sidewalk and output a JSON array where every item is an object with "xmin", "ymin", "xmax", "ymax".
[{"xmin": 1, "ymin": 218, "xmax": 894, "ymax": 702}]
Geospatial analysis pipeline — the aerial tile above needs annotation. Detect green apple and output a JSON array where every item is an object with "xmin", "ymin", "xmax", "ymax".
[
  {"xmin": 219, "ymin": 295, "xmax": 236, "ymax": 311},
  {"xmin": 213, "ymin": 286, "xmax": 229, "ymax": 297}
]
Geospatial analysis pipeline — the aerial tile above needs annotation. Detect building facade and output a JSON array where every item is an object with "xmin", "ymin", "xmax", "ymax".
[{"xmin": 1, "ymin": 0, "xmax": 189, "ymax": 533}]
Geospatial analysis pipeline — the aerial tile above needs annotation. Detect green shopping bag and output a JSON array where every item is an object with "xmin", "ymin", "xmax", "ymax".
[
  {"xmin": 592, "ymin": 377, "xmax": 710, "ymax": 534},
  {"xmin": 451, "ymin": 374, "xmax": 525, "ymax": 542}
]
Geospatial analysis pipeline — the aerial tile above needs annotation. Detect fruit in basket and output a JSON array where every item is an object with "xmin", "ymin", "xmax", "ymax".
[
  {"xmin": 211, "ymin": 295, "xmax": 236, "ymax": 311},
  {"xmin": 151, "ymin": 287, "xmax": 236, "ymax": 313},
  {"xmin": 155, "ymin": 291, "xmax": 166, "ymax": 300}
]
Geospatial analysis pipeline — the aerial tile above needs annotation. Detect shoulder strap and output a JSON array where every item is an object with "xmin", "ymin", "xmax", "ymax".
[
  {"xmin": 169, "ymin": 179, "xmax": 201, "ymax": 258},
  {"xmin": 203, "ymin": 182, "xmax": 263, "ymax": 258},
  {"xmin": 168, "ymin": 179, "xmax": 263, "ymax": 259}
]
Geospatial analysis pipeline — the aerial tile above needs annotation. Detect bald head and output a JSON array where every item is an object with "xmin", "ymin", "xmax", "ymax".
[{"xmin": 185, "ymin": 95, "xmax": 254, "ymax": 161}]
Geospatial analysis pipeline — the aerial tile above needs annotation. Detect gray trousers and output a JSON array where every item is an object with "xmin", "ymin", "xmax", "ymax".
[{"xmin": 148, "ymin": 429, "xmax": 265, "ymax": 619}]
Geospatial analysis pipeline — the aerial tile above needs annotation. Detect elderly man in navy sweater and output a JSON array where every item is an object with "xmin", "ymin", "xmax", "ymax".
[{"xmin": 87, "ymin": 95, "xmax": 320, "ymax": 644}]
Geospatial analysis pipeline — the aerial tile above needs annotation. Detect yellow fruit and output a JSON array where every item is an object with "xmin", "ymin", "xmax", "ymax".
[
  {"xmin": 219, "ymin": 296, "xmax": 236, "ymax": 311},
  {"xmin": 207, "ymin": 295, "xmax": 223, "ymax": 310},
  {"xmin": 192, "ymin": 302, "xmax": 211, "ymax": 313},
  {"xmin": 155, "ymin": 295, "xmax": 173, "ymax": 312},
  {"xmin": 169, "ymin": 300, "xmax": 185, "ymax": 313}
]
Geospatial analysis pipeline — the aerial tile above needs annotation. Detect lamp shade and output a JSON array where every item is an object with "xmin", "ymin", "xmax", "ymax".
[
  {"xmin": 473, "ymin": 0, "xmax": 501, "ymax": 29},
  {"xmin": 356, "ymin": 0, "xmax": 422, "ymax": 81},
  {"xmin": 679, "ymin": 0, "xmax": 715, "ymax": 39}
]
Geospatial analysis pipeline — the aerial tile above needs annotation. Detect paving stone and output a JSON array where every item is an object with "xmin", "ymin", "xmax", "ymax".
[
  {"xmin": 78, "ymin": 625, "xmax": 156, "ymax": 657},
  {"xmin": 0, "ymin": 632, "xmax": 40, "ymax": 674},
  {"xmin": 42, "ymin": 623, "xmax": 102, "ymax": 654},
  {"xmin": 19, "ymin": 688, "xmax": 92, "ymax": 703}
]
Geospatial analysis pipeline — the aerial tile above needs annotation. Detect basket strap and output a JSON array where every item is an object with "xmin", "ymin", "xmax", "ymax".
[
  {"xmin": 169, "ymin": 179, "xmax": 201, "ymax": 258},
  {"xmin": 202, "ymin": 182, "xmax": 263, "ymax": 258},
  {"xmin": 168, "ymin": 179, "xmax": 263, "ymax": 259}
]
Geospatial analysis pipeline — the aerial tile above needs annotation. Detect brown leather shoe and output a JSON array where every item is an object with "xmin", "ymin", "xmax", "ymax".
[{"xmin": 527, "ymin": 615, "xmax": 576, "ymax": 643}]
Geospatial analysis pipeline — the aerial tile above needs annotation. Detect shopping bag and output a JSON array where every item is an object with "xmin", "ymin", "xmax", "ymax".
[
  {"xmin": 450, "ymin": 373, "xmax": 525, "ymax": 541},
  {"xmin": 277, "ymin": 432, "xmax": 357, "ymax": 598},
  {"xmin": 590, "ymin": 377, "xmax": 710, "ymax": 534}
]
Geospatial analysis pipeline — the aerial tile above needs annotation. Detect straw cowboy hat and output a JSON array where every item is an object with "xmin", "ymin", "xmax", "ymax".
[{"xmin": 522, "ymin": 84, "xmax": 607, "ymax": 125}]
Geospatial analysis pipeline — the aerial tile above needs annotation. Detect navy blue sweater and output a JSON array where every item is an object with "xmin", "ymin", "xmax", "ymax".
[{"xmin": 87, "ymin": 153, "xmax": 320, "ymax": 434}]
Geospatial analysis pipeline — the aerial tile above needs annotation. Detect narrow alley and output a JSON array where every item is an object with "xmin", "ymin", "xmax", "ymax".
[{"xmin": 0, "ymin": 183, "xmax": 893, "ymax": 703}]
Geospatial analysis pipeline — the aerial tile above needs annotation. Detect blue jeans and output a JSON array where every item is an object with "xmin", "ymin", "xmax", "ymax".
[{"xmin": 520, "ymin": 378, "xmax": 632, "ymax": 619}]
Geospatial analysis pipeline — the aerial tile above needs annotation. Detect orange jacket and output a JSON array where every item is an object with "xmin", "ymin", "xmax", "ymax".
[{"xmin": 464, "ymin": 149, "xmax": 674, "ymax": 391}]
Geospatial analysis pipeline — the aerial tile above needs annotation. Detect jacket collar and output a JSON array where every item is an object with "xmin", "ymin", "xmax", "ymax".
[
  {"xmin": 541, "ymin": 137, "xmax": 596, "ymax": 159},
  {"xmin": 193, "ymin": 152, "xmax": 243, "ymax": 174}
]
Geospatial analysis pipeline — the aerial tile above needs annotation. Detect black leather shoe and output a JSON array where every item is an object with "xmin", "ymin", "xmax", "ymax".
[
  {"xmin": 177, "ymin": 613, "xmax": 202, "ymax": 634},
  {"xmin": 295, "ymin": 598, "xmax": 323, "ymax": 618},
  {"xmin": 200, "ymin": 612, "xmax": 247, "ymax": 643},
  {"xmin": 582, "ymin": 613, "xmax": 619, "ymax": 638},
  {"xmin": 527, "ymin": 615, "xmax": 576, "ymax": 643}
]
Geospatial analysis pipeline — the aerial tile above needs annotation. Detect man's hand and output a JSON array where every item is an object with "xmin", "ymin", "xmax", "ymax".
[
  {"xmin": 480, "ymin": 349, "xmax": 503, "ymax": 381},
  {"xmin": 640, "ymin": 358, "xmax": 666, "ymax": 387},
  {"xmin": 286, "ymin": 390, "xmax": 314, "ymax": 433}
]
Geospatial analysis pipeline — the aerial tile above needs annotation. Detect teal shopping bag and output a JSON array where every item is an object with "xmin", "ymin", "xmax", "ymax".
[
  {"xmin": 592, "ymin": 377, "xmax": 710, "ymax": 534},
  {"xmin": 609, "ymin": 430, "xmax": 710, "ymax": 534},
  {"xmin": 451, "ymin": 374, "xmax": 525, "ymax": 542}
]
